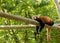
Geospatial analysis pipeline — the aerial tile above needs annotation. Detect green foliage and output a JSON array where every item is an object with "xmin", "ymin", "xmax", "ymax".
[{"xmin": 0, "ymin": 0, "xmax": 59, "ymax": 43}]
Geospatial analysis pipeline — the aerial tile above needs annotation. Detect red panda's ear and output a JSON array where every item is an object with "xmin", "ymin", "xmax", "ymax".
[
  {"xmin": 32, "ymin": 15, "xmax": 40, "ymax": 19},
  {"xmin": 36, "ymin": 15, "xmax": 40, "ymax": 18}
]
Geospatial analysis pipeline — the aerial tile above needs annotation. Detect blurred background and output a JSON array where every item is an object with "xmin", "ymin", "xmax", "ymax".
[{"xmin": 0, "ymin": 0, "xmax": 60, "ymax": 43}]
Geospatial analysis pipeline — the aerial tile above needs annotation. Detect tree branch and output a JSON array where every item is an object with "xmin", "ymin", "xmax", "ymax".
[
  {"xmin": 0, "ymin": 12, "xmax": 39, "ymax": 25},
  {"xmin": 45, "ymin": 24, "xmax": 60, "ymax": 31},
  {"xmin": 0, "ymin": 25, "xmax": 59, "ymax": 31},
  {"xmin": 0, "ymin": 25, "xmax": 35, "ymax": 30},
  {"xmin": 54, "ymin": 0, "xmax": 60, "ymax": 19}
]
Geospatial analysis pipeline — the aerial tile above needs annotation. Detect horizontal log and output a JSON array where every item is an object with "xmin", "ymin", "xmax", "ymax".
[
  {"xmin": 0, "ymin": 12, "xmax": 39, "ymax": 25},
  {"xmin": 0, "ymin": 25, "xmax": 36, "ymax": 30},
  {"xmin": 45, "ymin": 24, "xmax": 60, "ymax": 31},
  {"xmin": 0, "ymin": 25, "xmax": 59, "ymax": 31}
]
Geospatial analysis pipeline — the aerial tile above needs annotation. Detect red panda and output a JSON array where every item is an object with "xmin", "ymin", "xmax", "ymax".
[{"xmin": 32, "ymin": 15, "xmax": 54, "ymax": 33}]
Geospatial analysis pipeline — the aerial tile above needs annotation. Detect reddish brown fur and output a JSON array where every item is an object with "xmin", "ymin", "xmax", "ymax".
[
  {"xmin": 32, "ymin": 15, "xmax": 54, "ymax": 33},
  {"xmin": 32, "ymin": 15, "xmax": 54, "ymax": 26}
]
